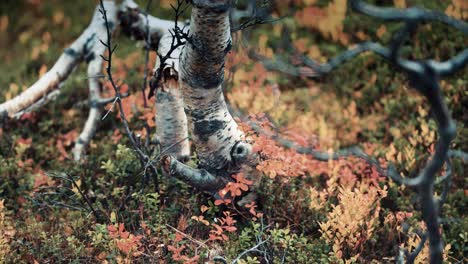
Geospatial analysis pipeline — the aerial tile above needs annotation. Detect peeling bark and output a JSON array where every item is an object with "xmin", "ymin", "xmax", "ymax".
[
  {"xmin": 1, "ymin": 0, "xmax": 253, "ymax": 189},
  {"xmin": 154, "ymin": 33, "xmax": 190, "ymax": 160},
  {"xmin": 179, "ymin": 0, "xmax": 249, "ymax": 175}
]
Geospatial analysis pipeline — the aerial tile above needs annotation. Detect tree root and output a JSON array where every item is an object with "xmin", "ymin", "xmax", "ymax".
[{"xmin": 161, "ymin": 155, "xmax": 228, "ymax": 192}]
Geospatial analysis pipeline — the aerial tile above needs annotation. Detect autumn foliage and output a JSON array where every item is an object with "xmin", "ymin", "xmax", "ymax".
[{"xmin": 0, "ymin": 0, "xmax": 466, "ymax": 263}]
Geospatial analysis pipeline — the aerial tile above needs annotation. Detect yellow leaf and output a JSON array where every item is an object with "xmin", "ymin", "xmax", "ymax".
[
  {"xmin": 5, "ymin": 83, "xmax": 19, "ymax": 100},
  {"xmin": 376, "ymin": 25, "xmax": 387, "ymax": 39},
  {"xmin": 110, "ymin": 212, "xmax": 117, "ymax": 223},
  {"xmin": 71, "ymin": 179, "xmax": 81, "ymax": 195},
  {"xmin": 53, "ymin": 11, "xmax": 64, "ymax": 25},
  {"xmin": 393, "ymin": 0, "xmax": 406, "ymax": 8}
]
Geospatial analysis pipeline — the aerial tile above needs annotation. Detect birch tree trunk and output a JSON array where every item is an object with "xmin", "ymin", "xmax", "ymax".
[
  {"xmin": 179, "ymin": 0, "xmax": 249, "ymax": 176},
  {"xmin": 155, "ymin": 33, "xmax": 190, "ymax": 160}
]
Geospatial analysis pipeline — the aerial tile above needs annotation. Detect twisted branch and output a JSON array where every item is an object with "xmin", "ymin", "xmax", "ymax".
[{"xmin": 251, "ymin": 1, "xmax": 467, "ymax": 263}]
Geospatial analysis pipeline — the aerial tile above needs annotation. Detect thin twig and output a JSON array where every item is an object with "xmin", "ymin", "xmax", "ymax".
[
  {"xmin": 65, "ymin": 173, "xmax": 103, "ymax": 222},
  {"xmin": 251, "ymin": 1, "xmax": 467, "ymax": 263},
  {"xmin": 165, "ymin": 224, "xmax": 208, "ymax": 248},
  {"xmin": 148, "ymin": 0, "xmax": 189, "ymax": 98},
  {"xmin": 141, "ymin": 0, "xmax": 153, "ymax": 108},
  {"xmin": 98, "ymin": 0, "xmax": 160, "ymax": 190}
]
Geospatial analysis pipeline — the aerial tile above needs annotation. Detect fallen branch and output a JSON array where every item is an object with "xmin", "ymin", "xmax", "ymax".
[
  {"xmin": 250, "ymin": 1, "xmax": 467, "ymax": 263},
  {"xmin": 0, "ymin": 0, "xmax": 185, "ymax": 160},
  {"xmin": 0, "ymin": 1, "xmax": 117, "ymax": 118}
]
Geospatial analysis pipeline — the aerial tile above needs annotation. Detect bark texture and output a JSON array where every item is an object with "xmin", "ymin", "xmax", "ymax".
[
  {"xmin": 162, "ymin": 155, "xmax": 228, "ymax": 191},
  {"xmin": 155, "ymin": 33, "xmax": 190, "ymax": 160},
  {"xmin": 0, "ymin": 0, "xmax": 179, "ymax": 160},
  {"xmin": 179, "ymin": 0, "xmax": 246, "ymax": 175}
]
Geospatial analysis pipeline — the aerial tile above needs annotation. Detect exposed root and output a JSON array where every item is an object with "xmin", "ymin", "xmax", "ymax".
[{"xmin": 161, "ymin": 155, "xmax": 228, "ymax": 192}]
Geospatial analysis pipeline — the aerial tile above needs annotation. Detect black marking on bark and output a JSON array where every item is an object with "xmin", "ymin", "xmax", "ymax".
[
  {"xmin": 193, "ymin": 120, "xmax": 226, "ymax": 142},
  {"xmin": 231, "ymin": 141, "xmax": 251, "ymax": 164},
  {"xmin": 157, "ymin": 92, "xmax": 175, "ymax": 102},
  {"xmin": 224, "ymin": 39, "xmax": 232, "ymax": 54},
  {"xmin": 64, "ymin": 48, "xmax": 79, "ymax": 58},
  {"xmin": 89, "ymin": 100, "xmax": 100, "ymax": 108},
  {"xmin": 103, "ymin": 21, "xmax": 115, "ymax": 30},
  {"xmin": 190, "ymin": 108, "xmax": 206, "ymax": 121},
  {"xmin": 189, "ymin": 36, "xmax": 226, "ymax": 65},
  {"xmin": 190, "ymin": 95, "xmax": 205, "ymax": 100},
  {"xmin": 184, "ymin": 69, "xmax": 224, "ymax": 89},
  {"xmin": 84, "ymin": 33, "xmax": 96, "ymax": 54},
  {"xmin": 85, "ymin": 52, "xmax": 95, "ymax": 63}
]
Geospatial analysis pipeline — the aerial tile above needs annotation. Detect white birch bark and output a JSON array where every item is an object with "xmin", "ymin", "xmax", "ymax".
[
  {"xmin": 154, "ymin": 33, "xmax": 190, "ymax": 160},
  {"xmin": 179, "ymin": 0, "xmax": 249, "ymax": 175},
  {"xmin": 0, "ymin": 2, "xmax": 118, "ymax": 118},
  {"xmin": 72, "ymin": 2, "xmax": 119, "ymax": 160},
  {"xmin": 0, "ymin": 0, "xmax": 174, "ymax": 119}
]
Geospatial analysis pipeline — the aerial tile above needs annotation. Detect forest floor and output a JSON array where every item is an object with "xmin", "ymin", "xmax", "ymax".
[{"xmin": 0, "ymin": 0, "xmax": 466, "ymax": 263}]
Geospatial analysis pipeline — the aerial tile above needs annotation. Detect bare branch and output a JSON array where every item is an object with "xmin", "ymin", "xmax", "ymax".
[
  {"xmin": 252, "ymin": 1, "xmax": 466, "ymax": 263},
  {"xmin": 99, "ymin": 0, "xmax": 160, "ymax": 189},
  {"xmin": 73, "ymin": 2, "xmax": 119, "ymax": 161}
]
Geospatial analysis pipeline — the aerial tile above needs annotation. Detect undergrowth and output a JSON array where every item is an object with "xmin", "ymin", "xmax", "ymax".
[{"xmin": 0, "ymin": 0, "xmax": 466, "ymax": 263}]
